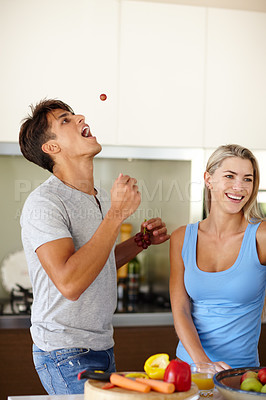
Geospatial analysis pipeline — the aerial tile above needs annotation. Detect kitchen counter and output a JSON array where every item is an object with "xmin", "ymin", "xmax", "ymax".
[
  {"xmin": 7, "ymin": 390, "xmax": 226, "ymax": 399},
  {"xmin": 0, "ymin": 310, "xmax": 174, "ymax": 329},
  {"xmin": 4, "ymin": 311, "xmax": 266, "ymax": 330},
  {"xmin": 113, "ymin": 311, "xmax": 173, "ymax": 327}
]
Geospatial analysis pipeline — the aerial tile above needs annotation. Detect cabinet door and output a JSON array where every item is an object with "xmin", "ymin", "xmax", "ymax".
[
  {"xmin": 114, "ymin": 326, "xmax": 177, "ymax": 371},
  {"xmin": 0, "ymin": 0, "xmax": 119, "ymax": 144},
  {"xmin": 118, "ymin": 1, "xmax": 206, "ymax": 147},
  {"xmin": 205, "ymin": 8, "xmax": 266, "ymax": 149},
  {"xmin": 0, "ymin": 329, "xmax": 46, "ymax": 398}
]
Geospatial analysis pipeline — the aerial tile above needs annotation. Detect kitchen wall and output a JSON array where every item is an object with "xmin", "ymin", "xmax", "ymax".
[
  {"xmin": 134, "ymin": 0, "xmax": 266, "ymax": 12},
  {"xmin": 1, "ymin": 0, "xmax": 265, "ymax": 299},
  {"xmin": 1, "ymin": 0, "xmax": 266, "ymax": 149},
  {"xmin": 0, "ymin": 154, "xmax": 192, "ymax": 300}
]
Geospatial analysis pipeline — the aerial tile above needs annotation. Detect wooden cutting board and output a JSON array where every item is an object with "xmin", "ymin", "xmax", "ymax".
[{"xmin": 84, "ymin": 378, "xmax": 199, "ymax": 400}]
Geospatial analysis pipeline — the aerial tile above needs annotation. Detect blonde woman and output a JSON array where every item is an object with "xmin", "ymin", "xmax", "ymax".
[{"xmin": 170, "ymin": 144, "xmax": 266, "ymax": 372}]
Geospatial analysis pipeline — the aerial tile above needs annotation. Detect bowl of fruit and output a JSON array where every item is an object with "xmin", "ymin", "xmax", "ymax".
[{"xmin": 213, "ymin": 367, "xmax": 266, "ymax": 399}]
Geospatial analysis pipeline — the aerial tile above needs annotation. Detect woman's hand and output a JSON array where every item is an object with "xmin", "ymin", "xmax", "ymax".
[{"xmin": 213, "ymin": 361, "xmax": 232, "ymax": 372}]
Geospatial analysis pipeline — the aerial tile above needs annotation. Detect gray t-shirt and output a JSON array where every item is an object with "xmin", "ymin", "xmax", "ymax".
[{"xmin": 20, "ymin": 175, "xmax": 117, "ymax": 351}]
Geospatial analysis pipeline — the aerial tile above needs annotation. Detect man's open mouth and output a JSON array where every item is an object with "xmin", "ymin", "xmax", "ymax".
[{"xmin": 81, "ymin": 126, "xmax": 91, "ymax": 137}]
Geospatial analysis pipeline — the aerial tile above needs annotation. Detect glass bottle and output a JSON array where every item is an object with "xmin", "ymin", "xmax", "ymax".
[
  {"xmin": 127, "ymin": 257, "xmax": 141, "ymax": 307},
  {"xmin": 117, "ymin": 223, "xmax": 132, "ymax": 280},
  {"xmin": 116, "ymin": 223, "xmax": 132, "ymax": 312},
  {"xmin": 116, "ymin": 277, "xmax": 127, "ymax": 313}
]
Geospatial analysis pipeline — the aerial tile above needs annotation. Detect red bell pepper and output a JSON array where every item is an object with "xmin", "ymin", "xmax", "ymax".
[{"xmin": 163, "ymin": 358, "xmax": 191, "ymax": 392}]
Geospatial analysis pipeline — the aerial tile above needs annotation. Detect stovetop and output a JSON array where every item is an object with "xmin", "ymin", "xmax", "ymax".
[{"xmin": 0, "ymin": 288, "xmax": 170, "ymax": 316}]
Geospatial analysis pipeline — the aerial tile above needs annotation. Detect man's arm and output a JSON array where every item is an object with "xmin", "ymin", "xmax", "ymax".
[
  {"xmin": 36, "ymin": 174, "xmax": 141, "ymax": 301},
  {"xmin": 115, "ymin": 218, "xmax": 170, "ymax": 269}
]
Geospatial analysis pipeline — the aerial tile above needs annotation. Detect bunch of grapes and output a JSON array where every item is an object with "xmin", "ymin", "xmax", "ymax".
[{"xmin": 134, "ymin": 226, "xmax": 152, "ymax": 249}]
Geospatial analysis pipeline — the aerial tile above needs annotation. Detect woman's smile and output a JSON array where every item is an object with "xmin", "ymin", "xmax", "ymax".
[{"xmin": 225, "ymin": 192, "xmax": 244, "ymax": 202}]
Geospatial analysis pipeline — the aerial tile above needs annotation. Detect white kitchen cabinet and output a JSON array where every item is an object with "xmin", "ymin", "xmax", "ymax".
[
  {"xmin": 204, "ymin": 8, "xmax": 266, "ymax": 150},
  {"xmin": 2, "ymin": 1, "xmax": 266, "ymax": 150},
  {"xmin": 0, "ymin": 0, "xmax": 119, "ymax": 144},
  {"xmin": 117, "ymin": 1, "xmax": 206, "ymax": 147}
]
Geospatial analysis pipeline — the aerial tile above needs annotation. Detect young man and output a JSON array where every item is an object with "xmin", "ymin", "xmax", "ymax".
[{"xmin": 19, "ymin": 99, "xmax": 170, "ymax": 395}]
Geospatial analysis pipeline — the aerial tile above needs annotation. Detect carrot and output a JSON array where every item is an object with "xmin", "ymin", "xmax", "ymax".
[
  {"xmin": 136, "ymin": 377, "xmax": 175, "ymax": 394},
  {"xmin": 110, "ymin": 373, "xmax": 150, "ymax": 393}
]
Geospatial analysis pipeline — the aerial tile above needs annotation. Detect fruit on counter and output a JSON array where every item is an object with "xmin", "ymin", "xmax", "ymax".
[
  {"xmin": 136, "ymin": 377, "xmax": 175, "ymax": 394},
  {"xmin": 240, "ymin": 377, "xmax": 263, "ymax": 392},
  {"xmin": 163, "ymin": 358, "xmax": 191, "ymax": 392},
  {"xmin": 258, "ymin": 367, "xmax": 266, "ymax": 385},
  {"xmin": 240, "ymin": 370, "xmax": 258, "ymax": 384},
  {"xmin": 144, "ymin": 353, "xmax": 170, "ymax": 380},
  {"xmin": 240, "ymin": 367, "xmax": 266, "ymax": 393}
]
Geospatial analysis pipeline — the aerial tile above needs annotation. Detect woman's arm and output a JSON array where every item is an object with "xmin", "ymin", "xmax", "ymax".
[
  {"xmin": 170, "ymin": 227, "xmax": 230, "ymax": 372},
  {"xmin": 256, "ymin": 220, "xmax": 266, "ymax": 265},
  {"xmin": 255, "ymin": 221, "xmax": 266, "ymax": 320}
]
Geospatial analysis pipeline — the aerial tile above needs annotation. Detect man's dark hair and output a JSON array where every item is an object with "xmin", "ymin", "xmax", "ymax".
[{"xmin": 19, "ymin": 99, "xmax": 74, "ymax": 173}]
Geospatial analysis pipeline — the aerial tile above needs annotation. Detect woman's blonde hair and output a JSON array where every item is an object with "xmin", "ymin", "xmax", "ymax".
[{"xmin": 204, "ymin": 144, "xmax": 263, "ymax": 222}]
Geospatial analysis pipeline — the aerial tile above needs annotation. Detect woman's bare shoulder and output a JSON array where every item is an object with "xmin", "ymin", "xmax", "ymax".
[
  {"xmin": 255, "ymin": 221, "xmax": 266, "ymax": 265},
  {"xmin": 170, "ymin": 225, "xmax": 187, "ymax": 244},
  {"xmin": 256, "ymin": 220, "xmax": 266, "ymax": 241},
  {"xmin": 257, "ymin": 220, "xmax": 266, "ymax": 232}
]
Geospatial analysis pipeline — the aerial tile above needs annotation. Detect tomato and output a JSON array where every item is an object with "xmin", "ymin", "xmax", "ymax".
[{"xmin": 163, "ymin": 358, "xmax": 191, "ymax": 392}]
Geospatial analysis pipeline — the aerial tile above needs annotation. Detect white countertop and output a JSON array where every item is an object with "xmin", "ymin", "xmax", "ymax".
[
  {"xmin": 8, "ymin": 389, "xmax": 225, "ymax": 400},
  {"xmin": 8, "ymin": 396, "xmax": 84, "ymax": 400},
  {"xmin": 112, "ymin": 311, "xmax": 174, "ymax": 327},
  {"xmin": 0, "ymin": 311, "xmax": 174, "ymax": 329}
]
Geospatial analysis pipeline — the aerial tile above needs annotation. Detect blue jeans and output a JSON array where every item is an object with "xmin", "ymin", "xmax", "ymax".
[{"xmin": 32, "ymin": 344, "xmax": 116, "ymax": 394}]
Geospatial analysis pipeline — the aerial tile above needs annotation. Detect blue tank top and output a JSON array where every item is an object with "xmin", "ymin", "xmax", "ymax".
[{"xmin": 176, "ymin": 222, "xmax": 266, "ymax": 368}]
